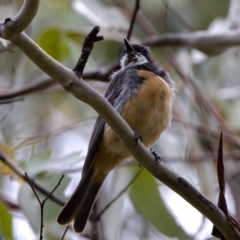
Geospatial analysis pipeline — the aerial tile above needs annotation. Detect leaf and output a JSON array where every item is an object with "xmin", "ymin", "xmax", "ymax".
[
  {"xmin": 38, "ymin": 29, "xmax": 70, "ymax": 61},
  {"xmin": 0, "ymin": 202, "xmax": 13, "ymax": 240},
  {"xmin": 20, "ymin": 151, "xmax": 81, "ymax": 176},
  {"xmin": 129, "ymin": 169, "xmax": 191, "ymax": 240}
]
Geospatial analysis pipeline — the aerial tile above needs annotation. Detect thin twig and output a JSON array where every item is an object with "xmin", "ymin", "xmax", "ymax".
[
  {"xmin": 0, "ymin": 97, "xmax": 24, "ymax": 104},
  {"xmin": 0, "ymin": 78, "xmax": 55, "ymax": 101},
  {"xmin": 212, "ymin": 133, "xmax": 240, "ymax": 238},
  {"xmin": 73, "ymin": 26, "xmax": 104, "ymax": 77},
  {"xmin": 91, "ymin": 203, "xmax": 104, "ymax": 240},
  {"xmin": 162, "ymin": 0, "xmax": 195, "ymax": 31},
  {"xmin": 42, "ymin": 175, "xmax": 65, "ymax": 204},
  {"xmin": 163, "ymin": 0, "xmax": 168, "ymax": 32},
  {"xmin": 0, "ymin": 193, "xmax": 20, "ymax": 211},
  {"xmin": 126, "ymin": 0, "xmax": 140, "ymax": 40},
  {"xmin": 60, "ymin": 225, "xmax": 70, "ymax": 240},
  {"xmin": 117, "ymin": 0, "xmax": 157, "ymax": 36},
  {"xmin": 212, "ymin": 133, "xmax": 227, "ymax": 239},
  {"xmin": 25, "ymin": 173, "xmax": 64, "ymax": 240},
  {"xmin": 0, "ymin": 104, "xmax": 13, "ymax": 123},
  {"xmin": 93, "ymin": 170, "xmax": 142, "ymax": 221},
  {"xmin": 0, "ymin": 68, "xmax": 111, "ymax": 103},
  {"xmin": 25, "ymin": 173, "xmax": 42, "ymax": 205}
]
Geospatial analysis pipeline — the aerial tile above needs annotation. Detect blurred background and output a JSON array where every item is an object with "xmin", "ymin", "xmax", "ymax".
[{"xmin": 0, "ymin": 0, "xmax": 239, "ymax": 239}]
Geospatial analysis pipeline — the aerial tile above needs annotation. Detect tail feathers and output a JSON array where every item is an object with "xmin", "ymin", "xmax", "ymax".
[
  {"xmin": 57, "ymin": 167, "xmax": 94, "ymax": 225},
  {"xmin": 73, "ymin": 181, "xmax": 103, "ymax": 233}
]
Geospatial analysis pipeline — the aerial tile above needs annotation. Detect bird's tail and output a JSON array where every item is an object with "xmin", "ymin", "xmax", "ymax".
[
  {"xmin": 57, "ymin": 166, "xmax": 104, "ymax": 233},
  {"xmin": 73, "ymin": 180, "xmax": 103, "ymax": 233}
]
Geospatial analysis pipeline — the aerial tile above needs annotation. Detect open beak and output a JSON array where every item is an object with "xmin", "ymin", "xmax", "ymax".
[{"xmin": 124, "ymin": 38, "xmax": 135, "ymax": 54}]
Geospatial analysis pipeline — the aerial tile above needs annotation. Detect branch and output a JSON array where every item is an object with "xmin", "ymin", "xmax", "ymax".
[
  {"xmin": 0, "ymin": 77, "xmax": 54, "ymax": 101},
  {"xmin": 118, "ymin": 0, "xmax": 158, "ymax": 36},
  {"xmin": 0, "ymin": 68, "xmax": 111, "ymax": 102},
  {"xmin": 0, "ymin": 193, "xmax": 20, "ymax": 211},
  {"xmin": 1, "ymin": 2, "xmax": 239, "ymax": 238},
  {"xmin": 73, "ymin": 26, "xmax": 104, "ymax": 77},
  {"xmin": 0, "ymin": 0, "xmax": 39, "ymax": 40},
  {"xmin": 0, "ymin": 150, "xmax": 65, "ymax": 206},
  {"xmin": 25, "ymin": 173, "xmax": 64, "ymax": 240},
  {"xmin": 162, "ymin": 0, "xmax": 196, "ymax": 31},
  {"xmin": 126, "ymin": 0, "xmax": 140, "ymax": 40},
  {"xmin": 212, "ymin": 133, "xmax": 240, "ymax": 239},
  {"xmin": 142, "ymin": 31, "xmax": 240, "ymax": 55},
  {"xmin": 0, "ymin": 97, "xmax": 24, "ymax": 104},
  {"xmin": 212, "ymin": 133, "xmax": 228, "ymax": 239},
  {"xmin": 60, "ymin": 226, "xmax": 69, "ymax": 240}
]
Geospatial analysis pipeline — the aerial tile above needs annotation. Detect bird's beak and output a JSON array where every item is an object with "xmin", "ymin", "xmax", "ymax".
[{"xmin": 124, "ymin": 38, "xmax": 135, "ymax": 54}]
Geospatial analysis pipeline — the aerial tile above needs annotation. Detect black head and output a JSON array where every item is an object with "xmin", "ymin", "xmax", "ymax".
[{"xmin": 120, "ymin": 38, "xmax": 151, "ymax": 68}]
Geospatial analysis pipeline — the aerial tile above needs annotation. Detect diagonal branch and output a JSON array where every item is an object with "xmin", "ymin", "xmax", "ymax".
[{"xmin": 0, "ymin": 1, "xmax": 239, "ymax": 238}]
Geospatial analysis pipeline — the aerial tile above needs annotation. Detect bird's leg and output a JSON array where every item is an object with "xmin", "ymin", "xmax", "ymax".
[
  {"xmin": 150, "ymin": 148, "xmax": 161, "ymax": 165},
  {"xmin": 133, "ymin": 130, "xmax": 143, "ymax": 146}
]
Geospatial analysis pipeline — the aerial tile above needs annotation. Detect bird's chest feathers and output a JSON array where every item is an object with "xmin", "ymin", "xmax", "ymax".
[{"xmin": 119, "ymin": 71, "xmax": 173, "ymax": 147}]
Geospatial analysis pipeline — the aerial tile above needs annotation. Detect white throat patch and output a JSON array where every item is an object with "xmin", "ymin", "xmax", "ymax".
[{"xmin": 120, "ymin": 54, "xmax": 148, "ymax": 68}]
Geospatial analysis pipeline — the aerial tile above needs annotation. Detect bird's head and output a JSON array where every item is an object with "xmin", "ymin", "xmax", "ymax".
[{"xmin": 120, "ymin": 38, "xmax": 151, "ymax": 68}]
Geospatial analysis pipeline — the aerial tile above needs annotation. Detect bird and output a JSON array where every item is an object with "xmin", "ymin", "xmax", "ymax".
[{"xmin": 57, "ymin": 38, "xmax": 175, "ymax": 233}]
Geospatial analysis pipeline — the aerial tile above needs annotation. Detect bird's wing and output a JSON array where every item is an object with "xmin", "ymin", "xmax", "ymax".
[{"xmin": 82, "ymin": 69, "xmax": 126, "ymax": 176}]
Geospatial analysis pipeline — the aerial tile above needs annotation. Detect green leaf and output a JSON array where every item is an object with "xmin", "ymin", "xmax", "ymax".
[
  {"xmin": 38, "ymin": 29, "xmax": 70, "ymax": 61},
  {"xmin": 0, "ymin": 202, "xmax": 13, "ymax": 240},
  {"xmin": 129, "ymin": 169, "xmax": 191, "ymax": 240}
]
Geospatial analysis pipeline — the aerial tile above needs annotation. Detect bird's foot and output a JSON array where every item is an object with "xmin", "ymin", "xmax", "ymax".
[
  {"xmin": 133, "ymin": 130, "xmax": 142, "ymax": 146},
  {"xmin": 150, "ymin": 148, "xmax": 161, "ymax": 165}
]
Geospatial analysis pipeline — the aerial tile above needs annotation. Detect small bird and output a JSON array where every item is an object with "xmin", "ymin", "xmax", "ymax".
[{"xmin": 57, "ymin": 39, "xmax": 175, "ymax": 233}]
